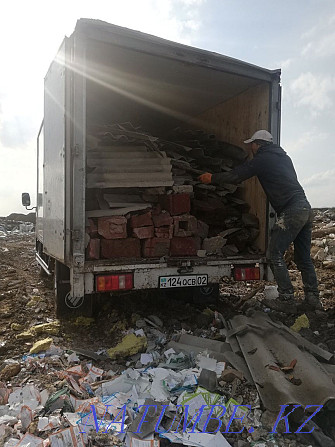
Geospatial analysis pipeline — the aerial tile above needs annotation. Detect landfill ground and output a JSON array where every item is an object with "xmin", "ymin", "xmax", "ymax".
[{"xmin": 0, "ymin": 209, "xmax": 335, "ymax": 447}]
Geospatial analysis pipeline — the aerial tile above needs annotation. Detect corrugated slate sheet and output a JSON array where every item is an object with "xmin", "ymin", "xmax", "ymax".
[
  {"xmin": 228, "ymin": 311, "xmax": 335, "ymax": 412},
  {"xmin": 87, "ymin": 145, "xmax": 173, "ymax": 188}
]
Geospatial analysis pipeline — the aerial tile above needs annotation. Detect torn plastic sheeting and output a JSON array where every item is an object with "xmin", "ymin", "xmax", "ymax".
[
  {"xmin": 229, "ymin": 311, "xmax": 335, "ymax": 412},
  {"xmin": 166, "ymin": 341, "xmax": 228, "ymax": 363},
  {"xmin": 163, "ymin": 373, "xmax": 197, "ymax": 394},
  {"xmin": 158, "ymin": 351, "xmax": 194, "ymax": 371}
]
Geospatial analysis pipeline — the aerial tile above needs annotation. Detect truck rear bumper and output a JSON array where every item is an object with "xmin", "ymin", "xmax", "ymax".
[{"xmin": 83, "ymin": 259, "xmax": 266, "ymax": 294}]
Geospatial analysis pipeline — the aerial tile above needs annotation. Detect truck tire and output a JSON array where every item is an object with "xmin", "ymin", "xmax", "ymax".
[
  {"xmin": 193, "ymin": 283, "xmax": 220, "ymax": 307},
  {"xmin": 54, "ymin": 261, "xmax": 93, "ymax": 317}
]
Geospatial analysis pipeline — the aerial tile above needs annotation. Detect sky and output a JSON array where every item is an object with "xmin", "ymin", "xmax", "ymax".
[{"xmin": 0, "ymin": 0, "xmax": 334, "ymax": 216}]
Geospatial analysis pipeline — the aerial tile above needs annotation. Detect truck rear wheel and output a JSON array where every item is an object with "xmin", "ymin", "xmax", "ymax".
[
  {"xmin": 193, "ymin": 283, "xmax": 220, "ymax": 306},
  {"xmin": 54, "ymin": 261, "xmax": 93, "ymax": 317}
]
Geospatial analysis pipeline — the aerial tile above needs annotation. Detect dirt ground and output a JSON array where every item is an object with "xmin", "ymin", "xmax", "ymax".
[
  {"xmin": 1, "ymin": 228, "xmax": 335, "ymax": 447},
  {"xmin": 1, "ymin": 233, "xmax": 334, "ymax": 364}
]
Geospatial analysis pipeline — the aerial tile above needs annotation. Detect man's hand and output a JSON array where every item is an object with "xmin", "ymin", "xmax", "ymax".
[{"xmin": 198, "ymin": 173, "xmax": 212, "ymax": 184}]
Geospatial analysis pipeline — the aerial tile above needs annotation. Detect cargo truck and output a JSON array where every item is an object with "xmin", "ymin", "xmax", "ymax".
[{"xmin": 22, "ymin": 19, "xmax": 281, "ymax": 316}]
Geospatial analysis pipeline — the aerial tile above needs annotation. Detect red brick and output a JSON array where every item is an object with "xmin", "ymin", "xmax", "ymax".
[
  {"xmin": 98, "ymin": 216, "xmax": 127, "ymax": 239},
  {"xmin": 160, "ymin": 194, "xmax": 191, "ymax": 216},
  {"xmin": 132, "ymin": 226, "xmax": 154, "ymax": 239},
  {"xmin": 153, "ymin": 211, "xmax": 173, "ymax": 227},
  {"xmin": 87, "ymin": 218, "xmax": 98, "ymax": 237},
  {"xmin": 86, "ymin": 238, "xmax": 100, "ymax": 260},
  {"xmin": 142, "ymin": 238, "xmax": 170, "ymax": 258},
  {"xmin": 152, "ymin": 204, "xmax": 162, "ymax": 216},
  {"xmin": 129, "ymin": 211, "xmax": 153, "ymax": 228},
  {"xmin": 170, "ymin": 237, "xmax": 201, "ymax": 256},
  {"xmin": 101, "ymin": 238, "xmax": 141, "ymax": 259},
  {"xmin": 155, "ymin": 225, "xmax": 173, "ymax": 239},
  {"xmin": 173, "ymin": 215, "xmax": 198, "ymax": 237}
]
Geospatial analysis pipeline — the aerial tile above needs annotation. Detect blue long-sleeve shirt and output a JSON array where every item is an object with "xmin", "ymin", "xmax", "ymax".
[{"xmin": 211, "ymin": 144, "xmax": 308, "ymax": 214}]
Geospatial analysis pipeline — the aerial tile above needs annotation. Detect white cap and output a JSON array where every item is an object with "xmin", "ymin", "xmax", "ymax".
[{"xmin": 244, "ymin": 130, "xmax": 273, "ymax": 144}]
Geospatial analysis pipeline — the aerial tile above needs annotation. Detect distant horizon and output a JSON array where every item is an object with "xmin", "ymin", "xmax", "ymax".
[
  {"xmin": 2, "ymin": 205, "xmax": 335, "ymax": 221},
  {"xmin": 1, "ymin": 2, "xmax": 334, "ymax": 215}
]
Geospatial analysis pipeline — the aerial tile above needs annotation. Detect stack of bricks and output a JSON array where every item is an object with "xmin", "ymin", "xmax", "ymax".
[
  {"xmin": 86, "ymin": 215, "xmax": 141, "ymax": 260},
  {"xmin": 86, "ymin": 192, "xmax": 206, "ymax": 259}
]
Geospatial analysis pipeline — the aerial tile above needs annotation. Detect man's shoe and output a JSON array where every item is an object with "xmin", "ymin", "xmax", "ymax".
[
  {"xmin": 262, "ymin": 297, "xmax": 297, "ymax": 314},
  {"xmin": 303, "ymin": 293, "xmax": 322, "ymax": 310}
]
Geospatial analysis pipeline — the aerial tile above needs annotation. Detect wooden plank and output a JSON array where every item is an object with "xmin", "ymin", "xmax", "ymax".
[
  {"xmin": 89, "ymin": 165, "xmax": 172, "ymax": 174},
  {"xmin": 87, "ymin": 180, "xmax": 174, "ymax": 188},
  {"xmin": 195, "ymin": 83, "xmax": 270, "ymax": 252},
  {"xmin": 87, "ymin": 204, "xmax": 152, "ymax": 217},
  {"xmin": 87, "ymin": 158, "xmax": 170, "ymax": 167}
]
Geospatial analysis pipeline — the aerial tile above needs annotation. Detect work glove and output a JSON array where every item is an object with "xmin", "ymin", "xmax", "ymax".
[{"xmin": 198, "ymin": 173, "xmax": 212, "ymax": 184}]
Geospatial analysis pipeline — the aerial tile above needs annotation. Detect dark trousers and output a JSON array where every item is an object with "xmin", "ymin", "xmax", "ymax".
[{"xmin": 269, "ymin": 200, "xmax": 319, "ymax": 298}]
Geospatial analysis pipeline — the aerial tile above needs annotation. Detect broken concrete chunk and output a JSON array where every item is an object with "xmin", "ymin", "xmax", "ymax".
[
  {"xmin": 198, "ymin": 368, "xmax": 217, "ymax": 392},
  {"xmin": 0, "ymin": 363, "xmax": 21, "ymax": 381},
  {"xmin": 202, "ymin": 236, "xmax": 226, "ymax": 255},
  {"xmin": 107, "ymin": 334, "xmax": 147, "ymax": 360},
  {"xmin": 220, "ymin": 368, "xmax": 244, "ymax": 383}
]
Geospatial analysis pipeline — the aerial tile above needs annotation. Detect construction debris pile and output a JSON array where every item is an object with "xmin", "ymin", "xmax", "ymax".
[
  {"xmin": 85, "ymin": 123, "xmax": 261, "ymax": 261},
  {"xmin": 312, "ymin": 209, "xmax": 335, "ymax": 270},
  {"xmin": 1, "ymin": 227, "xmax": 335, "ymax": 447},
  {"xmin": 1, "ymin": 308, "xmax": 335, "ymax": 447},
  {"xmin": 0, "ymin": 214, "xmax": 35, "ymax": 239}
]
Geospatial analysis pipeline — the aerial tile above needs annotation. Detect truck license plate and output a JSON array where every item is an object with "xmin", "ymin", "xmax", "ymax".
[{"xmin": 159, "ymin": 275, "xmax": 208, "ymax": 289}]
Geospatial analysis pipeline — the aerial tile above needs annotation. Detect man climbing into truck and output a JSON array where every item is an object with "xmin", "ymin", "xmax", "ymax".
[{"xmin": 199, "ymin": 129, "xmax": 321, "ymax": 312}]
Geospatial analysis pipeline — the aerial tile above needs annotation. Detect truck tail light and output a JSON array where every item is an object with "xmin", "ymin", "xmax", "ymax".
[
  {"xmin": 233, "ymin": 266, "xmax": 260, "ymax": 281},
  {"xmin": 96, "ymin": 273, "xmax": 133, "ymax": 292}
]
